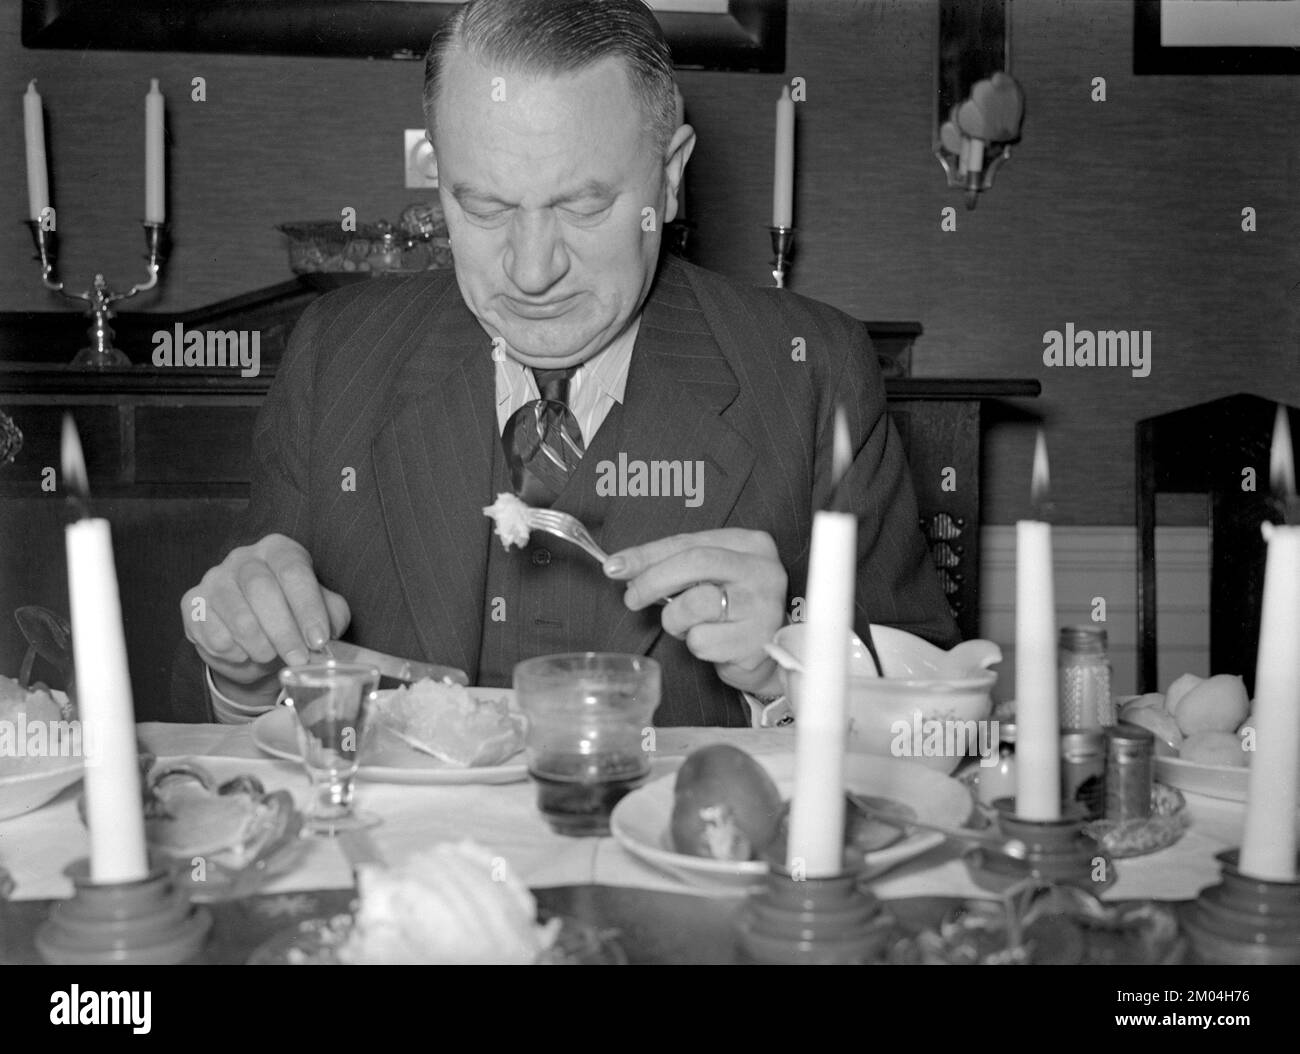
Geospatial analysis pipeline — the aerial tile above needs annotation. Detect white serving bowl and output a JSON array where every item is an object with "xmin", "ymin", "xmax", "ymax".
[
  {"xmin": 767, "ymin": 624, "xmax": 1001, "ymax": 773},
  {"xmin": 0, "ymin": 760, "xmax": 84, "ymax": 822}
]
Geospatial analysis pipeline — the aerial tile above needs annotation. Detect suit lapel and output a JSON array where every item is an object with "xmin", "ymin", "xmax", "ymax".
[
  {"xmin": 569, "ymin": 258, "xmax": 757, "ymax": 659},
  {"xmin": 371, "ymin": 293, "xmax": 495, "ymax": 674}
]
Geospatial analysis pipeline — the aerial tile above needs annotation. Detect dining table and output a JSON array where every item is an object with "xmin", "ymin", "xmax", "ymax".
[{"xmin": 0, "ymin": 721, "xmax": 1264, "ymax": 965}]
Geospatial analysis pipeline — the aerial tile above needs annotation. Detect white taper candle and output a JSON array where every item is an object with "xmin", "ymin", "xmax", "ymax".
[
  {"xmin": 24, "ymin": 80, "xmax": 50, "ymax": 221},
  {"xmin": 62, "ymin": 416, "xmax": 149, "ymax": 884},
  {"xmin": 145, "ymin": 79, "xmax": 165, "ymax": 224},
  {"xmin": 772, "ymin": 86, "xmax": 794, "ymax": 229},
  {"xmin": 1014, "ymin": 432, "xmax": 1060, "ymax": 820},
  {"xmin": 787, "ymin": 407, "xmax": 854, "ymax": 876}
]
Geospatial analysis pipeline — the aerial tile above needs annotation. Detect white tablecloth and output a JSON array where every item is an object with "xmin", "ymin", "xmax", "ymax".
[{"xmin": 0, "ymin": 723, "xmax": 1252, "ymax": 902}]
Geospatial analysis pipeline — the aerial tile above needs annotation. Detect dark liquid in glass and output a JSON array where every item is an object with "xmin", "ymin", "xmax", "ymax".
[{"xmin": 531, "ymin": 752, "xmax": 649, "ymax": 837}]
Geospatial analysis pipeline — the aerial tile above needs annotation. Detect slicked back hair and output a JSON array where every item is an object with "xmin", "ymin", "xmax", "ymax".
[{"xmin": 423, "ymin": 0, "xmax": 678, "ymax": 155}]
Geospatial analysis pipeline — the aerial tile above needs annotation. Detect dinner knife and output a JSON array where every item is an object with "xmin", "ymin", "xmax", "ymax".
[{"xmin": 320, "ymin": 640, "xmax": 469, "ymax": 688}]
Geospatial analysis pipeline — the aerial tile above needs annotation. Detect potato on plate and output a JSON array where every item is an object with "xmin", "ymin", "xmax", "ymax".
[
  {"xmin": 1174, "ymin": 675, "xmax": 1249, "ymax": 736},
  {"xmin": 1164, "ymin": 673, "xmax": 1203, "ymax": 717}
]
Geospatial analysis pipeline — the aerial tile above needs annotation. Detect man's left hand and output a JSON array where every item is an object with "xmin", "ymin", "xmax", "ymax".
[{"xmin": 604, "ymin": 529, "xmax": 787, "ymax": 697}]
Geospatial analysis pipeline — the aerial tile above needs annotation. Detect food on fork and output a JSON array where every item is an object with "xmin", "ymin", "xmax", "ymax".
[
  {"xmin": 338, "ymin": 841, "xmax": 561, "ymax": 964},
  {"xmin": 369, "ymin": 678, "xmax": 524, "ymax": 766},
  {"xmin": 482, "ymin": 492, "xmax": 531, "ymax": 550}
]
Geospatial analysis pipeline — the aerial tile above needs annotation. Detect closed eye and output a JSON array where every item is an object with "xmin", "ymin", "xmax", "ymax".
[
  {"xmin": 559, "ymin": 203, "xmax": 613, "ymax": 225},
  {"xmin": 462, "ymin": 206, "xmax": 513, "ymax": 226}
]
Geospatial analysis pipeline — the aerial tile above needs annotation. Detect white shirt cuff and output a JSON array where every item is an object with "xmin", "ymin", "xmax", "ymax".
[{"xmin": 206, "ymin": 666, "xmax": 277, "ymax": 725}]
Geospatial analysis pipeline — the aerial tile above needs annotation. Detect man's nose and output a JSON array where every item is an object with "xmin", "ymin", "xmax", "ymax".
[{"xmin": 504, "ymin": 211, "xmax": 569, "ymax": 294}]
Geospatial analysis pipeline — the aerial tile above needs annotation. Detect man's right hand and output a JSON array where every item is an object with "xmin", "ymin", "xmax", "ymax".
[{"xmin": 181, "ymin": 534, "xmax": 351, "ymax": 706}]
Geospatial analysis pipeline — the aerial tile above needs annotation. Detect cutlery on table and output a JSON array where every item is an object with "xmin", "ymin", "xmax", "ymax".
[
  {"xmin": 317, "ymin": 640, "xmax": 468, "ymax": 688},
  {"xmin": 848, "ymin": 792, "xmax": 1029, "ymax": 860}
]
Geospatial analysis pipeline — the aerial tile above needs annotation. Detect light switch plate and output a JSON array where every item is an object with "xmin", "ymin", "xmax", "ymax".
[{"xmin": 404, "ymin": 129, "xmax": 438, "ymax": 189}]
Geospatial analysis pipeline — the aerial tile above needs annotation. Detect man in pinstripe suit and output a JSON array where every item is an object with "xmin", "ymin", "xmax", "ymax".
[{"xmin": 181, "ymin": 0, "xmax": 956, "ymax": 726}]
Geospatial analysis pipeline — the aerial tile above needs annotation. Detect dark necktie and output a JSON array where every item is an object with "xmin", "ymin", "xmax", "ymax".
[{"xmin": 501, "ymin": 367, "xmax": 586, "ymax": 507}]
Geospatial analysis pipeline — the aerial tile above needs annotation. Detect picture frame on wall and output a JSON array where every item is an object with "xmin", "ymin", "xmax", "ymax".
[
  {"xmin": 20, "ymin": 0, "xmax": 787, "ymax": 72},
  {"xmin": 1134, "ymin": 0, "xmax": 1300, "ymax": 74}
]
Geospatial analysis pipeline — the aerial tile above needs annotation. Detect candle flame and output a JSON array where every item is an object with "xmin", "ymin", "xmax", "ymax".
[
  {"xmin": 60, "ymin": 414, "xmax": 89, "ymax": 502},
  {"xmin": 1030, "ymin": 429, "xmax": 1051, "ymax": 511},
  {"xmin": 1269, "ymin": 404, "xmax": 1295, "ymax": 502},
  {"xmin": 831, "ymin": 405, "xmax": 852, "ymax": 488}
]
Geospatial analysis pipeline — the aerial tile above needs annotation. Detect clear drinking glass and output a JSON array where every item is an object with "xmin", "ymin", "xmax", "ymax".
[
  {"xmin": 278, "ymin": 661, "xmax": 380, "ymax": 835},
  {"xmin": 514, "ymin": 653, "xmax": 660, "ymax": 837}
]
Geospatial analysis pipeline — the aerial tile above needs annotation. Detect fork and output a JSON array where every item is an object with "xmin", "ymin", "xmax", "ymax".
[
  {"xmin": 524, "ymin": 507, "xmax": 610, "ymax": 564},
  {"xmin": 525, "ymin": 507, "xmax": 679, "ymax": 606}
]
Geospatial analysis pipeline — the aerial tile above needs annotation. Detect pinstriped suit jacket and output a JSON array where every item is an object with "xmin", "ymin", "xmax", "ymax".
[{"xmin": 231, "ymin": 253, "xmax": 957, "ymax": 725}]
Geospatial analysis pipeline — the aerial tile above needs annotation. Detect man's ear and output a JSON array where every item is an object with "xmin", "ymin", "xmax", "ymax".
[{"xmin": 663, "ymin": 124, "xmax": 695, "ymax": 225}]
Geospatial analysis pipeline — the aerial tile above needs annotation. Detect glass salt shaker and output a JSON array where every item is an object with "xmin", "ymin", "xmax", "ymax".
[{"xmin": 1058, "ymin": 626, "xmax": 1113, "ymax": 730}]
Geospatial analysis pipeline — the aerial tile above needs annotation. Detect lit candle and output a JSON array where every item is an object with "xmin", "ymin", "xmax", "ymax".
[
  {"xmin": 24, "ymin": 80, "xmax": 50, "ymax": 221},
  {"xmin": 145, "ymin": 79, "xmax": 165, "ymax": 224},
  {"xmin": 1239, "ymin": 406, "xmax": 1299, "ymax": 881},
  {"xmin": 62, "ymin": 416, "xmax": 150, "ymax": 884},
  {"xmin": 1015, "ymin": 430, "xmax": 1060, "ymax": 820},
  {"xmin": 772, "ymin": 85, "xmax": 794, "ymax": 229},
  {"xmin": 787, "ymin": 406, "xmax": 853, "ymax": 876}
]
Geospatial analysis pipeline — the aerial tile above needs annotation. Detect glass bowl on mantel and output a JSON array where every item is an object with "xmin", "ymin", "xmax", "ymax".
[{"xmin": 279, "ymin": 204, "xmax": 452, "ymax": 290}]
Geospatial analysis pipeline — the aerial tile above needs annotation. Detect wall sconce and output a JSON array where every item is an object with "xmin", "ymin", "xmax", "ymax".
[{"xmin": 935, "ymin": 0, "xmax": 1026, "ymax": 209}]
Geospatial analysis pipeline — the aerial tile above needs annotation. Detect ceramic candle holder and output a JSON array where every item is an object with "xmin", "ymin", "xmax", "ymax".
[
  {"xmin": 1181, "ymin": 849, "xmax": 1300, "ymax": 965},
  {"xmin": 963, "ymin": 798, "xmax": 1116, "ymax": 894},
  {"xmin": 734, "ymin": 862, "xmax": 893, "ymax": 964},
  {"xmin": 36, "ymin": 857, "xmax": 212, "ymax": 965},
  {"xmin": 768, "ymin": 226, "xmax": 796, "ymax": 289}
]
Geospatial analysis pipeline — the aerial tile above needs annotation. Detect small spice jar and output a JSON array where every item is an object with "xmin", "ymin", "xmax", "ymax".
[
  {"xmin": 1104, "ymin": 722, "xmax": 1154, "ymax": 822},
  {"xmin": 978, "ymin": 721, "xmax": 1017, "ymax": 807},
  {"xmin": 1061, "ymin": 730, "xmax": 1106, "ymax": 819}
]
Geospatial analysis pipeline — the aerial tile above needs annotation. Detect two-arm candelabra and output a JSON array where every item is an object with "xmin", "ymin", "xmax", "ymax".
[{"xmin": 26, "ymin": 220, "xmax": 168, "ymax": 368}]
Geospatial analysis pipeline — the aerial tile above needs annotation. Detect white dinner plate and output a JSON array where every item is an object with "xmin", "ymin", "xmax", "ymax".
[
  {"xmin": 251, "ymin": 689, "xmax": 528, "ymax": 785},
  {"xmin": 1154, "ymin": 756, "xmax": 1250, "ymax": 803},
  {"xmin": 610, "ymin": 752, "xmax": 973, "ymax": 891}
]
